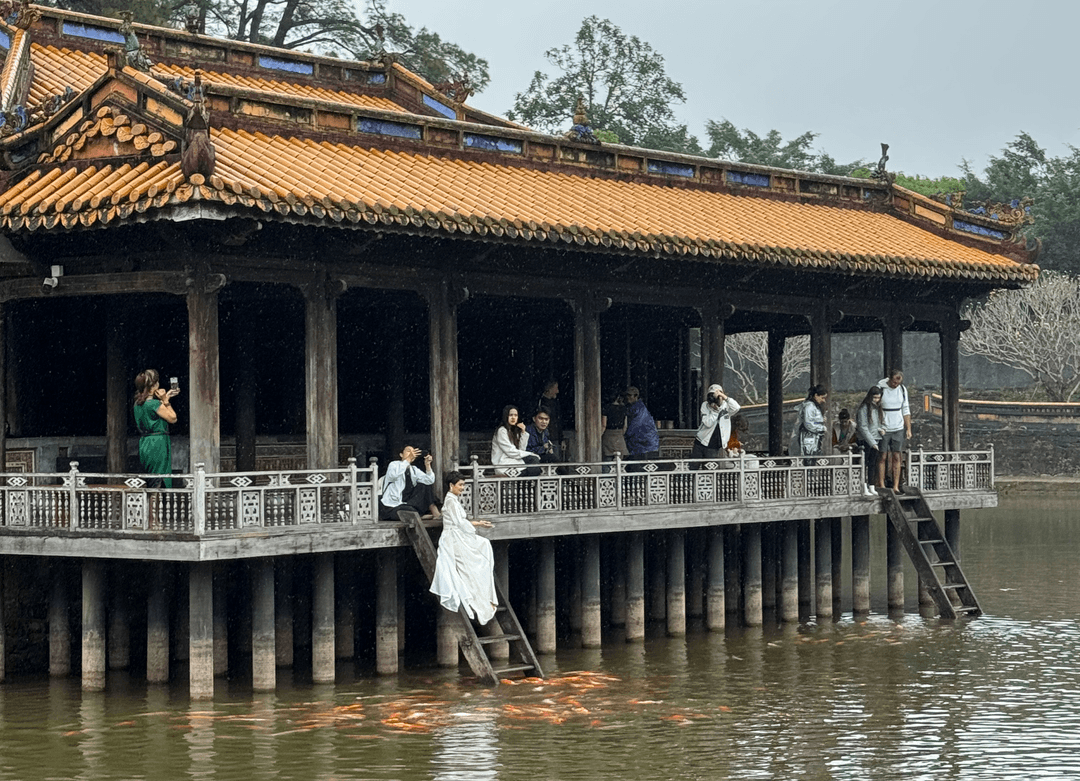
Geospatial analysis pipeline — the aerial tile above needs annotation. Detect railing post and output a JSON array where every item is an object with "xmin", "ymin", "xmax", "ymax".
[
  {"xmin": 68, "ymin": 461, "xmax": 80, "ymax": 530},
  {"xmin": 193, "ymin": 462, "xmax": 206, "ymax": 536},
  {"xmin": 988, "ymin": 444, "xmax": 995, "ymax": 490},
  {"xmin": 470, "ymin": 455, "xmax": 480, "ymax": 517},
  {"xmin": 367, "ymin": 456, "xmax": 379, "ymax": 522},
  {"xmin": 347, "ymin": 457, "xmax": 358, "ymax": 523},
  {"xmin": 738, "ymin": 451, "xmax": 745, "ymax": 502},
  {"xmin": 614, "ymin": 454, "xmax": 622, "ymax": 511}
]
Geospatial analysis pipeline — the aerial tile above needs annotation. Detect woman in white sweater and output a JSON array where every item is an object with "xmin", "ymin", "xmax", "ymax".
[{"xmin": 490, "ymin": 405, "xmax": 540, "ymax": 476}]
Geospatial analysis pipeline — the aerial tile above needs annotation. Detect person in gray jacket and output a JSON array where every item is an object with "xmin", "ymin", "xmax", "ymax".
[{"xmin": 855, "ymin": 386, "xmax": 885, "ymax": 494}]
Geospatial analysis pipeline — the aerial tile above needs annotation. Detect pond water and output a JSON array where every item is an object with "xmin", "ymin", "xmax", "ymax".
[{"xmin": 2, "ymin": 490, "xmax": 1078, "ymax": 780}]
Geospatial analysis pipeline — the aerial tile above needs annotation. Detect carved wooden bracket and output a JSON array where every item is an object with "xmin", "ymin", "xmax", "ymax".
[
  {"xmin": 572, "ymin": 290, "xmax": 612, "ymax": 317},
  {"xmin": 185, "ymin": 270, "xmax": 227, "ymax": 295}
]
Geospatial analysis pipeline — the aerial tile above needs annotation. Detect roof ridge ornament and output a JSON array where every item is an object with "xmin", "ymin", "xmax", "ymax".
[
  {"xmin": 564, "ymin": 97, "xmax": 599, "ymax": 145},
  {"xmin": 873, "ymin": 142, "xmax": 894, "ymax": 185},
  {"xmin": 181, "ymin": 71, "xmax": 216, "ymax": 180},
  {"xmin": 0, "ymin": 0, "xmax": 39, "ymax": 30},
  {"xmin": 119, "ymin": 11, "xmax": 153, "ymax": 72}
]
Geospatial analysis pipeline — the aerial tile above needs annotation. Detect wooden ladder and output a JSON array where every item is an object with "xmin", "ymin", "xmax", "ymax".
[
  {"xmin": 399, "ymin": 509, "xmax": 544, "ymax": 685},
  {"xmin": 880, "ymin": 487, "xmax": 982, "ymax": 619}
]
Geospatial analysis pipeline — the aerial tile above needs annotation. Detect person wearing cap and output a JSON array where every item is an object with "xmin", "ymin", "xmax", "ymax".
[
  {"xmin": 832, "ymin": 408, "xmax": 857, "ymax": 454},
  {"xmin": 691, "ymin": 383, "xmax": 742, "ymax": 461}
]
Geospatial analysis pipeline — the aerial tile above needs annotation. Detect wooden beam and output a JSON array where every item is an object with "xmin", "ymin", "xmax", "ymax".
[{"xmin": 0, "ymin": 271, "xmax": 189, "ymax": 302}]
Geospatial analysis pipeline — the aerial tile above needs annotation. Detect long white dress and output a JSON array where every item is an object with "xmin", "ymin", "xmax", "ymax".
[{"xmin": 429, "ymin": 492, "xmax": 498, "ymax": 624}]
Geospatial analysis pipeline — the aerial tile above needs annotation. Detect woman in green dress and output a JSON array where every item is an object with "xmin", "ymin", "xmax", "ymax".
[{"xmin": 133, "ymin": 369, "xmax": 179, "ymax": 487}]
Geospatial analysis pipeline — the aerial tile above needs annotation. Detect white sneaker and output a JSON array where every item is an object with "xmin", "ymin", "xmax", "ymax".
[{"xmin": 863, "ymin": 484, "xmax": 877, "ymax": 497}]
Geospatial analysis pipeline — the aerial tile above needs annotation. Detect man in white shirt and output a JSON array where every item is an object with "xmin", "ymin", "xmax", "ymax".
[
  {"xmin": 379, "ymin": 445, "xmax": 440, "ymax": 521},
  {"xmin": 877, "ymin": 369, "xmax": 912, "ymax": 492}
]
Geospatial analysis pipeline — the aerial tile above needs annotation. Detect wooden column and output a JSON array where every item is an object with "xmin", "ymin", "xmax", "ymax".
[
  {"xmin": 252, "ymin": 558, "xmax": 275, "ymax": 692},
  {"xmin": 426, "ymin": 282, "xmax": 466, "ymax": 479},
  {"xmin": 303, "ymin": 275, "xmax": 343, "ymax": 470},
  {"xmin": 573, "ymin": 295, "xmax": 609, "ymax": 463},
  {"xmin": 49, "ymin": 571, "xmax": 70, "ymax": 677},
  {"xmin": 107, "ymin": 566, "xmax": 130, "ymax": 671},
  {"xmin": 940, "ymin": 319, "xmax": 963, "ymax": 452},
  {"xmin": 666, "ymin": 530, "xmax": 686, "ymax": 637},
  {"xmin": 189, "ymin": 561, "xmax": 214, "ymax": 700},
  {"xmin": 187, "ymin": 272, "xmax": 225, "ymax": 473},
  {"xmin": 582, "ymin": 536, "xmax": 602, "ymax": 648},
  {"xmin": 234, "ymin": 313, "xmax": 257, "ymax": 472},
  {"xmin": 437, "ymin": 607, "xmax": 461, "ymax": 667},
  {"xmin": 625, "ymin": 532, "xmax": 646, "ymax": 641},
  {"xmin": 335, "ymin": 555, "xmax": 355, "ymax": 660},
  {"xmin": 882, "ymin": 314, "xmax": 907, "ymax": 378},
  {"xmin": 887, "ymin": 519, "xmax": 904, "ymax": 611},
  {"xmin": 814, "ymin": 518, "xmax": 832, "ymax": 619},
  {"xmin": 767, "ymin": 331, "xmax": 785, "ymax": 456},
  {"xmin": 742, "ymin": 524, "xmax": 763, "ymax": 627},
  {"xmin": 147, "ymin": 563, "xmax": 169, "ymax": 683},
  {"xmin": 81, "ymin": 559, "xmax": 105, "ymax": 692},
  {"xmin": 705, "ymin": 527, "xmax": 725, "ymax": 631},
  {"xmin": 536, "ymin": 539, "xmax": 557, "ymax": 653},
  {"xmin": 312, "ymin": 552, "xmax": 335, "ymax": 683},
  {"xmin": 780, "ymin": 521, "xmax": 799, "ymax": 622},
  {"xmin": 699, "ymin": 301, "xmax": 732, "ymax": 391},
  {"xmin": 852, "ymin": 514, "xmax": 871, "ymax": 614},
  {"xmin": 375, "ymin": 549, "xmax": 397, "ymax": 675},
  {"xmin": 809, "ymin": 306, "xmax": 837, "ymax": 453},
  {"xmin": 831, "ymin": 517, "xmax": 843, "ymax": 618},
  {"xmin": 274, "ymin": 560, "xmax": 293, "ymax": 668},
  {"xmin": 105, "ymin": 316, "xmax": 127, "ymax": 475}
]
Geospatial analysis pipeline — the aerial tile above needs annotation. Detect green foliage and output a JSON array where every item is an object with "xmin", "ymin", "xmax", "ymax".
[
  {"xmin": 507, "ymin": 16, "xmax": 699, "ymax": 154},
  {"xmin": 961, "ymin": 132, "xmax": 1080, "ymax": 275},
  {"xmin": 704, "ymin": 120, "xmax": 864, "ymax": 174},
  {"xmin": 892, "ymin": 173, "xmax": 966, "ymax": 197}
]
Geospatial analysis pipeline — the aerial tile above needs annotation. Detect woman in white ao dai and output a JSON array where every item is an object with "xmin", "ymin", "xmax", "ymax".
[{"xmin": 429, "ymin": 471, "xmax": 498, "ymax": 624}]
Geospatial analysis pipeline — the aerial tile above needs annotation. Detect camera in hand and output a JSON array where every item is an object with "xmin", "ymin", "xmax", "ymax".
[{"xmin": 707, "ymin": 392, "xmax": 720, "ymax": 404}]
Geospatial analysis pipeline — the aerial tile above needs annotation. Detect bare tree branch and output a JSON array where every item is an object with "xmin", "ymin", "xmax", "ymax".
[{"xmin": 724, "ymin": 332, "xmax": 810, "ymax": 403}]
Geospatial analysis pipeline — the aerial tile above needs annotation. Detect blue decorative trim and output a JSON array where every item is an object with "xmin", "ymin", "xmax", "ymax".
[
  {"xmin": 647, "ymin": 160, "xmax": 694, "ymax": 178},
  {"xmin": 62, "ymin": 22, "xmax": 125, "ymax": 44},
  {"xmin": 422, "ymin": 94, "xmax": 456, "ymax": 120},
  {"xmin": 357, "ymin": 118, "xmax": 422, "ymax": 140},
  {"xmin": 368, "ymin": 72, "xmax": 387, "ymax": 84},
  {"xmin": 464, "ymin": 133, "xmax": 522, "ymax": 154},
  {"xmin": 727, "ymin": 170, "xmax": 770, "ymax": 188},
  {"xmin": 258, "ymin": 55, "xmax": 314, "ymax": 75},
  {"xmin": 954, "ymin": 219, "xmax": 1008, "ymax": 240},
  {"xmin": 0, "ymin": 30, "xmax": 10, "ymax": 50}
]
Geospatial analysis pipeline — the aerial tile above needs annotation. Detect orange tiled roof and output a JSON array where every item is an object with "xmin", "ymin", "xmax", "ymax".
[{"xmin": 0, "ymin": 126, "xmax": 1036, "ymax": 282}]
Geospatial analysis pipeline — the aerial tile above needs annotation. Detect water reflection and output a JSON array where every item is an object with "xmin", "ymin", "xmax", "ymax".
[{"xmin": 432, "ymin": 711, "xmax": 499, "ymax": 781}]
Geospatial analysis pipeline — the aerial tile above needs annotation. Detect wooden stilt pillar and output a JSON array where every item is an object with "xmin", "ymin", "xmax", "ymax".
[
  {"xmin": 437, "ymin": 607, "xmax": 461, "ymax": 667},
  {"xmin": 491, "ymin": 542, "xmax": 511, "ymax": 659},
  {"xmin": 851, "ymin": 515, "xmax": 871, "ymax": 614},
  {"xmin": 49, "ymin": 569, "xmax": 70, "ymax": 677},
  {"xmin": 275, "ymin": 559, "xmax": 293, "ymax": 667},
  {"xmin": 252, "ymin": 559, "xmax": 275, "ymax": 692},
  {"xmin": 797, "ymin": 520, "xmax": 811, "ymax": 614},
  {"xmin": 767, "ymin": 331, "xmax": 785, "ymax": 456},
  {"xmin": 724, "ymin": 525, "xmax": 741, "ymax": 620},
  {"xmin": 582, "ymin": 536, "xmax": 602, "ymax": 648},
  {"xmin": 887, "ymin": 522, "xmax": 904, "ymax": 612},
  {"xmin": 213, "ymin": 564, "xmax": 227, "ymax": 676},
  {"xmin": 686, "ymin": 529, "xmax": 705, "ymax": 622},
  {"xmin": 831, "ymin": 518, "xmax": 843, "ymax": 617},
  {"xmin": 742, "ymin": 524, "xmax": 763, "ymax": 627},
  {"xmin": 312, "ymin": 552, "xmax": 335, "ymax": 683},
  {"xmin": 375, "ymin": 549, "xmax": 397, "ymax": 675},
  {"xmin": 761, "ymin": 525, "xmax": 778, "ymax": 614},
  {"xmin": 335, "ymin": 554, "xmax": 355, "ymax": 660},
  {"xmin": 107, "ymin": 566, "xmax": 130, "ymax": 671},
  {"xmin": 610, "ymin": 536, "xmax": 627, "ymax": 627},
  {"xmin": 187, "ymin": 270, "xmax": 224, "ymax": 474},
  {"xmin": 626, "ymin": 532, "xmax": 646, "ymax": 642},
  {"xmin": 303, "ymin": 274, "xmax": 342, "ymax": 471},
  {"xmin": 781, "ymin": 521, "xmax": 799, "ymax": 623},
  {"xmin": 81, "ymin": 559, "xmax": 105, "ymax": 692},
  {"xmin": 189, "ymin": 561, "xmax": 214, "ymax": 700},
  {"xmin": 147, "ymin": 563, "xmax": 169, "ymax": 683},
  {"xmin": 0, "ymin": 302, "xmax": 7, "ymax": 472},
  {"xmin": 105, "ymin": 317, "xmax": 127, "ymax": 475},
  {"xmin": 666, "ymin": 530, "xmax": 686, "ymax": 637},
  {"xmin": 814, "ymin": 518, "xmax": 832, "ymax": 619},
  {"xmin": 536, "ymin": 539, "xmax": 557, "ymax": 654},
  {"xmin": 569, "ymin": 539, "xmax": 583, "ymax": 639},
  {"xmin": 706, "ymin": 527, "xmax": 725, "ymax": 631},
  {"xmin": 945, "ymin": 509, "xmax": 961, "ymax": 558},
  {"xmin": 0, "ymin": 561, "xmax": 4, "ymax": 683},
  {"xmin": 425, "ymin": 281, "xmax": 466, "ymax": 480},
  {"xmin": 574, "ymin": 295, "xmax": 609, "ymax": 463},
  {"xmin": 649, "ymin": 532, "xmax": 666, "ymax": 623}
]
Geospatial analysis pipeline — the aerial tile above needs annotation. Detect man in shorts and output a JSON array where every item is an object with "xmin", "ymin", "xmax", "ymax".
[{"xmin": 877, "ymin": 369, "xmax": 911, "ymax": 492}]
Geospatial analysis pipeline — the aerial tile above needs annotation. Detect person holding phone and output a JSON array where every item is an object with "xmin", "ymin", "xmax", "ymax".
[
  {"xmin": 133, "ymin": 369, "xmax": 179, "ymax": 487},
  {"xmin": 379, "ymin": 445, "xmax": 441, "ymax": 520}
]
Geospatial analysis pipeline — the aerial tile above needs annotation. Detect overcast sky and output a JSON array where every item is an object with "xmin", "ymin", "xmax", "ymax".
[{"xmin": 390, "ymin": 0, "xmax": 1078, "ymax": 177}]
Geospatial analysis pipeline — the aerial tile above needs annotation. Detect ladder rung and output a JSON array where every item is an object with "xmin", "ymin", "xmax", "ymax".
[
  {"xmin": 954, "ymin": 606, "xmax": 980, "ymax": 613},
  {"xmin": 919, "ymin": 538, "xmax": 944, "ymax": 545},
  {"xmin": 942, "ymin": 582, "xmax": 969, "ymax": 590},
  {"xmin": 492, "ymin": 664, "xmax": 535, "ymax": 676},
  {"xmin": 478, "ymin": 633, "xmax": 521, "ymax": 644}
]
